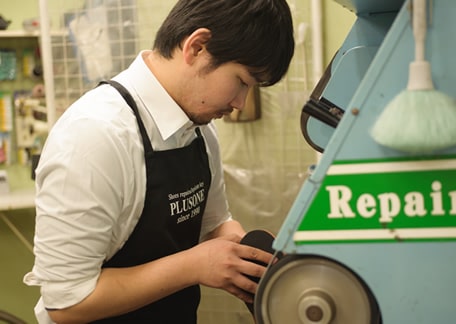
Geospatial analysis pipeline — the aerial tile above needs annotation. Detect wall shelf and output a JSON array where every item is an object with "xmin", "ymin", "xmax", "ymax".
[
  {"xmin": 0, "ymin": 30, "xmax": 40, "ymax": 38},
  {"xmin": 0, "ymin": 29, "xmax": 67, "ymax": 38}
]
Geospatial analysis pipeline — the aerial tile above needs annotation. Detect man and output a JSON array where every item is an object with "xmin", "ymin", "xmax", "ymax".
[{"xmin": 24, "ymin": 0, "xmax": 294, "ymax": 322}]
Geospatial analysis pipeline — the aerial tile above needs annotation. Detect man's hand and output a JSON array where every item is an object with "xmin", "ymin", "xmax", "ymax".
[{"xmin": 190, "ymin": 234, "xmax": 274, "ymax": 303}]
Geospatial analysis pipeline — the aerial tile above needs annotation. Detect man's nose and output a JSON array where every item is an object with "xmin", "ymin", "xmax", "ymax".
[{"xmin": 231, "ymin": 88, "xmax": 250, "ymax": 111}]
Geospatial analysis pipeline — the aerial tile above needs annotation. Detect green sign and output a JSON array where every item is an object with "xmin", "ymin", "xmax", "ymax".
[{"xmin": 294, "ymin": 155, "xmax": 456, "ymax": 244}]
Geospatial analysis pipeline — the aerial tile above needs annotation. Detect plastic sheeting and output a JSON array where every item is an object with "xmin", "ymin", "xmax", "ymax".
[{"xmin": 215, "ymin": 82, "xmax": 316, "ymax": 236}]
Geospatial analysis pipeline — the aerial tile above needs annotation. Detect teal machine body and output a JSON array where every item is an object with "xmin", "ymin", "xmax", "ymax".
[{"xmin": 255, "ymin": 1, "xmax": 456, "ymax": 323}]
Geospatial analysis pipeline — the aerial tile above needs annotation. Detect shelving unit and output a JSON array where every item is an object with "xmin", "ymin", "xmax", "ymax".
[{"xmin": 0, "ymin": 30, "xmax": 41, "ymax": 209}]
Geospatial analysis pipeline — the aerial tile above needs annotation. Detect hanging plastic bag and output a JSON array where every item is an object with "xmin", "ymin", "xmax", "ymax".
[{"xmin": 68, "ymin": 4, "xmax": 113, "ymax": 83}]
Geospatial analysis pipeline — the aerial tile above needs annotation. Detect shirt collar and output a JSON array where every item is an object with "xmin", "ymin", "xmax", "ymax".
[{"xmin": 116, "ymin": 50, "xmax": 193, "ymax": 141}]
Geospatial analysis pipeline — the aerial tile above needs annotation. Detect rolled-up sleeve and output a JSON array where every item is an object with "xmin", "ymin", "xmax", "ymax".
[{"xmin": 24, "ymin": 108, "xmax": 143, "ymax": 310}]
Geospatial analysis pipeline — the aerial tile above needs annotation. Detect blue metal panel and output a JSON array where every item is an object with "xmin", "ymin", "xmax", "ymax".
[
  {"xmin": 295, "ymin": 242, "xmax": 456, "ymax": 324},
  {"xmin": 272, "ymin": 0, "xmax": 456, "ymax": 322},
  {"xmin": 335, "ymin": 0, "xmax": 405, "ymax": 15}
]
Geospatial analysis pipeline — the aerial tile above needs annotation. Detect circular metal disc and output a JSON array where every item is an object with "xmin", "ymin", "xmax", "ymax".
[{"xmin": 254, "ymin": 254, "xmax": 381, "ymax": 324}]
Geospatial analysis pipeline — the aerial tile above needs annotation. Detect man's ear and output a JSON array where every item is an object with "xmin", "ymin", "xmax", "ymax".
[{"xmin": 182, "ymin": 28, "xmax": 212, "ymax": 64}]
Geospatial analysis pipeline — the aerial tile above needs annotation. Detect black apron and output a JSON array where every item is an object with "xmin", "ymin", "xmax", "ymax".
[{"xmin": 92, "ymin": 80, "xmax": 212, "ymax": 323}]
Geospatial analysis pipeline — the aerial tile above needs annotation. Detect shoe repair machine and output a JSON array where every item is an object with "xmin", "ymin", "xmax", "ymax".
[{"xmin": 254, "ymin": 0, "xmax": 456, "ymax": 323}]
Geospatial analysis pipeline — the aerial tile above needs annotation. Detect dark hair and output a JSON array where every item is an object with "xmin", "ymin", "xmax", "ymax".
[{"xmin": 153, "ymin": 0, "xmax": 295, "ymax": 86}]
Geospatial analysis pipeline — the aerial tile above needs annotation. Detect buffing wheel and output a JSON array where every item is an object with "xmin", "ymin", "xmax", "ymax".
[{"xmin": 254, "ymin": 254, "xmax": 382, "ymax": 324}]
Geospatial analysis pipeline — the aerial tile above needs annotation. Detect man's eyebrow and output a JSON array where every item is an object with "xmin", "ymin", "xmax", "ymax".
[
  {"xmin": 249, "ymin": 70, "xmax": 266, "ymax": 85},
  {"xmin": 248, "ymin": 70, "xmax": 268, "ymax": 86},
  {"xmin": 254, "ymin": 77, "xmax": 269, "ymax": 87}
]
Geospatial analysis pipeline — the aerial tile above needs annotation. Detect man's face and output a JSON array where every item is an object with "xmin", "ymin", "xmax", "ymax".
[{"xmin": 178, "ymin": 56, "xmax": 258, "ymax": 125}]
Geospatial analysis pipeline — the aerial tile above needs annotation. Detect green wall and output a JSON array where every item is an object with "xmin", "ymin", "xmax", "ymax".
[
  {"xmin": 2, "ymin": 0, "xmax": 356, "ymax": 64},
  {"xmin": 1, "ymin": 2, "xmax": 39, "ymax": 31},
  {"xmin": 323, "ymin": 0, "xmax": 356, "ymax": 65}
]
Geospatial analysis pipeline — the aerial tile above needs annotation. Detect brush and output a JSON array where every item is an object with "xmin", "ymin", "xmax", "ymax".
[
  {"xmin": 370, "ymin": 0, "xmax": 456, "ymax": 154},
  {"xmin": 240, "ymin": 230, "xmax": 283, "ymax": 316}
]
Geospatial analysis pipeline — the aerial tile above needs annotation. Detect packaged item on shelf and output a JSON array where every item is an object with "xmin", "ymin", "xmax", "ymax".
[
  {"xmin": 0, "ymin": 170, "xmax": 9, "ymax": 194},
  {"xmin": 22, "ymin": 18, "xmax": 40, "ymax": 32},
  {"xmin": 0, "ymin": 15, "xmax": 11, "ymax": 30},
  {"xmin": 0, "ymin": 133, "xmax": 10, "ymax": 165},
  {"xmin": 0, "ymin": 92, "xmax": 13, "ymax": 132},
  {"xmin": 23, "ymin": 47, "xmax": 43, "ymax": 78},
  {"xmin": 0, "ymin": 50, "xmax": 16, "ymax": 80}
]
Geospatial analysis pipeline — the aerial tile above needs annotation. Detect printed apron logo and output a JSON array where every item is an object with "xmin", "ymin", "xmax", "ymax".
[
  {"xmin": 294, "ymin": 156, "xmax": 456, "ymax": 244},
  {"xmin": 168, "ymin": 182, "xmax": 206, "ymax": 224}
]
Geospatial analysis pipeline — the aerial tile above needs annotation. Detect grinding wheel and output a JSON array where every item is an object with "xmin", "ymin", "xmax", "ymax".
[{"xmin": 254, "ymin": 254, "xmax": 382, "ymax": 324}]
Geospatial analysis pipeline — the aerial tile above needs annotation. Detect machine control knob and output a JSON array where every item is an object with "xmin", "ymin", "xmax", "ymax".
[{"xmin": 298, "ymin": 289, "xmax": 335, "ymax": 323}]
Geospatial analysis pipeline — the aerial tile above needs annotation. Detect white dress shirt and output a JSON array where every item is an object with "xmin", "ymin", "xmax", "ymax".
[{"xmin": 24, "ymin": 50, "xmax": 232, "ymax": 322}]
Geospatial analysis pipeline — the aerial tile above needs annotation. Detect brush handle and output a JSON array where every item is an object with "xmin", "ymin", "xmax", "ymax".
[
  {"xmin": 413, "ymin": 0, "xmax": 427, "ymax": 61},
  {"xmin": 408, "ymin": 0, "xmax": 434, "ymax": 90}
]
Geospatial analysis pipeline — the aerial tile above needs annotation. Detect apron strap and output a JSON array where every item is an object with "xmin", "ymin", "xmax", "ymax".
[{"xmin": 99, "ymin": 80, "xmax": 154, "ymax": 154}]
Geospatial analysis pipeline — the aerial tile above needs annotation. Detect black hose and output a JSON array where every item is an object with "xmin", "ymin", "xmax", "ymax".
[{"xmin": 0, "ymin": 310, "xmax": 27, "ymax": 324}]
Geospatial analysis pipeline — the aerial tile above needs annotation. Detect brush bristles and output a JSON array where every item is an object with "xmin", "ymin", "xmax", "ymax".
[{"xmin": 370, "ymin": 89, "xmax": 456, "ymax": 153}]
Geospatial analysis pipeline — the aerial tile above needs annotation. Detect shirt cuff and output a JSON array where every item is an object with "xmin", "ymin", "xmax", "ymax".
[{"xmin": 40, "ymin": 274, "xmax": 99, "ymax": 310}]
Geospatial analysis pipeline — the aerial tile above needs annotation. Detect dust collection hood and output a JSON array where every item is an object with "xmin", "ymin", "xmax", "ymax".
[
  {"xmin": 335, "ymin": 0, "xmax": 404, "ymax": 15},
  {"xmin": 301, "ymin": 0, "xmax": 406, "ymax": 152}
]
